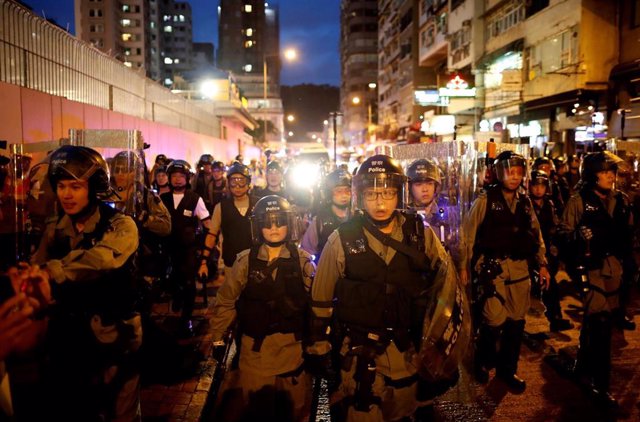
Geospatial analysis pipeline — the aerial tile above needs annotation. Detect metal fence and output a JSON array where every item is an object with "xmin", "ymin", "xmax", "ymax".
[{"xmin": 0, "ymin": 0, "xmax": 217, "ymax": 136}]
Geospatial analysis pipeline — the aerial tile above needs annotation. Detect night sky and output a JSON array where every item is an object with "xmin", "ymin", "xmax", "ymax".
[{"xmin": 22, "ymin": 0, "xmax": 341, "ymax": 86}]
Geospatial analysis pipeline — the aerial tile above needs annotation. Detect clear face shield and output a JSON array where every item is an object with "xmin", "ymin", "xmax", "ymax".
[
  {"xmin": 495, "ymin": 158, "xmax": 528, "ymax": 191},
  {"xmin": 353, "ymin": 173, "xmax": 408, "ymax": 212},
  {"xmin": 249, "ymin": 211, "xmax": 300, "ymax": 244}
]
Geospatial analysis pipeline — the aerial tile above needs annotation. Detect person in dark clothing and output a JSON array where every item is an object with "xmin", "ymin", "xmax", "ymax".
[
  {"xmin": 533, "ymin": 156, "xmax": 564, "ymax": 217},
  {"xmin": 528, "ymin": 170, "xmax": 572, "ymax": 332},
  {"xmin": 192, "ymin": 154, "xmax": 216, "ymax": 213},
  {"xmin": 558, "ymin": 151, "xmax": 635, "ymax": 408},
  {"xmin": 160, "ymin": 160, "xmax": 210, "ymax": 336},
  {"xmin": 253, "ymin": 160, "xmax": 289, "ymax": 200}
]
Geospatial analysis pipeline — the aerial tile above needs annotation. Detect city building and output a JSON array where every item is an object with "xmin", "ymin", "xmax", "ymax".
[
  {"xmin": 340, "ymin": 0, "xmax": 378, "ymax": 146},
  {"xmin": 217, "ymin": 0, "xmax": 284, "ymax": 146}
]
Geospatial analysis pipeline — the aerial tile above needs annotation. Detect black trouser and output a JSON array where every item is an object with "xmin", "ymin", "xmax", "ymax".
[
  {"xmin": 576, "ymin": 312, "xmax": 613, "ymax": 391},
  {"xmin": 169, "ymin": 245, "xmax": 198, "ymax": 320}
]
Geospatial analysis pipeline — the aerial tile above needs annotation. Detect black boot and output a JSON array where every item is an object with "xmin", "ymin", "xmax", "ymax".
[
  {"xmin": 496, "ymin": 319, "xmax": 526, "ymax": 393},
  {"xmin": 474, "ymin": 324, "xmax": 501, "ymax": 384},
  {"xmin": 588, "ymin": 313, "xmax": 618, "ymax": 408},
  {"xmin": 573, "ymin": 315, "xmax": 591, "ymax": 377}
]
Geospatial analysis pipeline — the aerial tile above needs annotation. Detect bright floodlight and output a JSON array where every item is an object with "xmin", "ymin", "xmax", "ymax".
[
  {"xmin": 200, "ymin": 80, "xmax": 218, "ymax": 98},
  {"xmin": 284, "ymin": 48, "xmax": 297, "ymax": 61},
  {"xmin": 352, "ymin": 96, "xmax": 361, "ymax": 105},
  {"xmin": 287, "ymin": 114, "xmax": 295, "ymax": 122}
]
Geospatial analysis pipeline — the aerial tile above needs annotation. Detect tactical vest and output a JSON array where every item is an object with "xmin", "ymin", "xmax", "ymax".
[
  {"xmin": 161, "ymin": 190, "xmax": 201, "ymax": 247},
  {"xmin": 194, "ymin": 172, "xmax": 213, "ymax": 209},
  {"xmin": 237, "ymin": 243, "xmax": 308, "ymax": 350},
  {"xmin": 532, "ymin": 197, "xmax": 556, "ymax": 251},
  {"xmin": 211, "ymin": 179, "xmax": 227, "ymax": 209},
  {"xmin": 315, "ymin": 206, "xmax": 345, "ymax": 257},
  {"xmin": 220, "ymin": 196, "xmax": 254, "ymax": 267},
  {"xmin": 578, "ymin": 189, "xmax": 631, "ymax": 267},
  {"xmin": 475, "ymin": 186, "xmax": 538, "ymax": 260},
  {"xmin": 335, "ymin": 213, "xmax": 429, "ymax": 351},
  {"xmin": 47, "ymin": 203, "xmax": 136, "ymax": 321}
]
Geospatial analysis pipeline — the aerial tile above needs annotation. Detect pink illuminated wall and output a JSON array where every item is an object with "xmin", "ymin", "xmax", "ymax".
[{"xmin": 0, "ymin": 81, "xmax": 259, "ymax": 166}]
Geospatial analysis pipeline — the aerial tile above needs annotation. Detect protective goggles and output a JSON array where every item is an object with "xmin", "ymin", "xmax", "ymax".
[
  {"xmin": 257, "ymin": 213, "xmax": 289, "ymax": 229},
  {"xmin": 229, "ymin": 177, "xmax": 248, "ymax": 187}
]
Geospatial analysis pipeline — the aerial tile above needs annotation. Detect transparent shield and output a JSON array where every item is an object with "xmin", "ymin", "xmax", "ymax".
[{"xmin": 70, "ymin": 129, "xmax": 147, "ymax": 219}]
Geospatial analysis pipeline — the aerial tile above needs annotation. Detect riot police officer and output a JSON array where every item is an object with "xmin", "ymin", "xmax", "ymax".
[
  {"xmin": 209, "ymin": 195, "xmax": 314, "ymax": 420},
  {"xmin": 528, "ymin": 169, "xmax": 572, "ymax": 332},
  {"xmin": 407, "ymin": 158, "xmax": 442, "ymax": 218},
  {"xmin": 160, "ymin": 160, "xmax": 210, "ymax": 336},
  {"xmin": 533, "ymin": 156, "xmax": 564, "ymax": 216},
  {"xmin": 300, "ymin": 168, "xmax": 352, "ymax": 262},
  {"xmin": 199, "ymin": 162, "xmax": 255, "ymax": 278},
  {"xmin": 192, "ymin": 154, "xmax": 216, "ymax": 213},
  {"xmin": 308, "ymin": 155, "xmax": 468, "ymax": 422},
  {"xmin": 31, "ymin": 145, "xmax": 142, "ymax": 421},
  {"xmin": 558, "ymin": 151, "xmax": 634, "ymax": 407},
  {"xmin": 253, "ymin": 160, "xmax": 288, "ymax": 199},
  {"xmin": 461, "ymin": 151, "xmax": 550, "ymax": 392}
]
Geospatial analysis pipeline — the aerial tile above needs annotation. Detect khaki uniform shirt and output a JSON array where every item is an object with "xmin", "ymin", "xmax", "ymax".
[
  {"xmin": 210, "ymin": 244, "xmax": 315, "ymax": 376},
  {"xmin": 32, "ymin": 207, "xmax": 139, "ymax": 284},
  {"xmin": 309, "ymin": 213, "xmax": 449, "ymax": 379}
]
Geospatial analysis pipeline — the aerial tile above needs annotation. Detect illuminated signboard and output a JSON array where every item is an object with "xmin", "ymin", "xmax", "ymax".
[
  {"xmin": 438, "ymin": 75, "xmax": 476, "ymax": 98},
  {"xmin": 414, "ymin": 90, "xmax": 449, "ymax": 106}
]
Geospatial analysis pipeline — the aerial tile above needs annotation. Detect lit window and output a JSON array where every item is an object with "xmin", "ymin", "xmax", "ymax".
[
  {"xmin": 150, "ymin": 21, "xmax": 155, "ymax": 29},
  {"xmin": 122, "ymin": 5, "xmax": 130, "ymax": 12},
  {"xmin": 163, "ymin": 15, "xmax": 171, "ymax": 21},
  {"xmin": 164, "ymin": 25, "xmax": 172, "ymax": 32},
  {"xmin": 244, "ymin": 40, "xmax": 253, "ymax": 48},
  {"xmin": 243, "ymin": 64, "xmax": 253, "ymax": 72},
  {"xmin": 124, "ymin": 61, "xmax": 132, "ymax": 67},
  {"xmin": 245, "ymin": 5, "xmax": 252, "ymax": 12},
  {"xmin": 164, "ymin": 57, "xmax": 173, "ymax": 64},
  {"xmin": 174, "ymin": 58, "xmax": 180, "ymax": 63},
  {"xmin": 122, "ymin": 33, "xmax": 132, "ymax": 41},
  {"xmin": 164, "ymin": 78, "xmax": 173, "ymax": 86},
  {"xmin": 179, "ymin": 15, "xmax": 185, "ymax": 22},
  {"xmin": 121, "ymin": 19, "xmax": 131, "ymax": 26},
  {"xmin": 124, "ymin": 48, "xmax": 131, "ymax": 56},
  {"xmin": 246, "ymin": 28, "xmax": 253, "ymax": 37}
]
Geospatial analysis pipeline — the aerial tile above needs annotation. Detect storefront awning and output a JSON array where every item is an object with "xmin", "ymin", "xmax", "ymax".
[{"xmin": 476, "ymin": 38, "xmax": 524, "ymax": 68}]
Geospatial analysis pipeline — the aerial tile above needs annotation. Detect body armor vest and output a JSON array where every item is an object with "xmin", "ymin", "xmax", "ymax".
[
  {"xmin": 47, "ymin": 203, "xmax": 136, "ymax": 320},
  {"xmin": 161, "ymin": 190, "xmax": 200, "ymax": 247},
  {"xmin": 475, "ymin": 186, "xmax": 538, "ymax": 260},
  {"xmin": 220, "ymin": 196, "xmax": 255, "ymax": 267},
  {"xmin": 335, "ymin": 213, "xmax": 428, "ymax": 350},
  {"xmin": 532, "ymin": 197, "xmax": 556, "ymax": 251},
  {"xmin": 193, "ymin": 172, "xmax": 213, "ymax": 210},
  {"xmin": 578, "ymin": 189, "xmax": 631, "ymax": 267},
  {"xmin": 315, "ymin": 206, "xmax": 345, "ymax": 256},
  {"xmin": 211, "ymin": 179, "xmax": 227, "ymax": 209},
  {"xmin": 237, "ymin": 243, "xmax": 308, "ymax": 348}
]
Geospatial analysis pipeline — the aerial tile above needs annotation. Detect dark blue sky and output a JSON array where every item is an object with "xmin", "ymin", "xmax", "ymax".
[{"xmin": 23, "ymin": 0, "xmax": 341, "ymax": 86}]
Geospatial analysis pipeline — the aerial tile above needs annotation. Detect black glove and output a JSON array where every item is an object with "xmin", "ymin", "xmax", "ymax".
[
  {"xmin": 305, "ymin": 353, "xmax": 335, "ymax": 380},
  {"xmin": 212, "ymin": 341, "xmax": 227, "ymax": 363}
]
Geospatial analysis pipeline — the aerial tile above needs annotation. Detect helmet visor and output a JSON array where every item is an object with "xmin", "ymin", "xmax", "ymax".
[{"xmin": 353, "ymin": 173, "xmax": 408, "ymax": 210}]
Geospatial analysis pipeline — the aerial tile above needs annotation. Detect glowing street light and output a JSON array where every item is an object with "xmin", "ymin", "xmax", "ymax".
[
  {"xmin": 283, "ymin": 48, "xmax": 297, "ymax": 61},
  {"xmin": 352, "ymin": 96, "xmax": 361, "ymax": 105},
  {"xmin": 286, "ymin": 114, "xmax": 295, "ymax": 122},
  {"xmin": 199, "ymin": 80, "xmax": 219, "ymax": 99}
]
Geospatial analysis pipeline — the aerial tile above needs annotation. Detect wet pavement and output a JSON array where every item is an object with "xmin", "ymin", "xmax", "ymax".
[{"xmin": 140, "ymin": 277, "xmax": 640, "ymax": 422}]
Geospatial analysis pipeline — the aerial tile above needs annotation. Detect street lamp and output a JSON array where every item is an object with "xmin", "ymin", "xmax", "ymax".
[
  {"xmin": 262, "ymin": 48, "xmax": 298, "ymax": 145},
  {"xmin": 286, "ymin": 114, "xmax": 295, "ymax": 122},
  {"xmin": 329, "ymin": 111, "xmax": 343, "ymax": 165}
]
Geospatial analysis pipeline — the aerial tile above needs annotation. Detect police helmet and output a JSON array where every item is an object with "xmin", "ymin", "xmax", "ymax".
[
  {"xmin": 212, "ymin": 160, "xmax": 225, "ymax": 171},
  {"xmin": 226, "ymin": 162, "xmax": 252, "ymax": 181},
  {"xmin": 532, "ymin": 156, "xmax": 555, "ymax": 174},
  {"xmin": 323, "ymin": 168, "xmax": 352, "ymax": 202},
  {"xmin": 266, "ymin": 160, "xmax": 284, "ymax": 173},
  {"xmin": 580, "ymin": 151, "xmax": 619, "ymax": 186},
  {"xmin": 529, "ymin": 169, "xmax": 551, "ymax": 197},
  {"xmin": 48, "ymin": 145, "xmax": 111, "ymax": 198},
  {"xmin": 249, "ymin": 195, "xmax": 300, "ymax": 244},
  {"xmin": 353, "ymin": 154, "xmax": 408, "ymax": 210},
  {"xmin": 111, "ymin": 151, "xmax": 141, "ymax": 172},
  {"xmin": 166, "ymin": 159, "xmax": 191, "ymax": 176},
  {"xmin": 552, "ymin": 156, "xmax": 567, "ymax": 170},
  {"xmin": 407, "ymin": 158, "xmax": 442, "ymax": 186},
  {"xmin": 197, "ymin": 154, "xmax": 214, "ymax": 168},
  {"xmin": 155, "ymin": 154, "xmax": 168, "ymax": 165},
  {"xmin": 493, "ymin": 151, "xmax": 527, "ymax": 184}
]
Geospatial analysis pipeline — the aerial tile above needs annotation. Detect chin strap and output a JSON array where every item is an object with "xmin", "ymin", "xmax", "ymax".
[
  {"xmin": 265, "ymin": 239, "xmax": 287, "ymax": 247},
  {"xmin": 365, "ymin": 211, "xmax": 397, "ymax": 229}
]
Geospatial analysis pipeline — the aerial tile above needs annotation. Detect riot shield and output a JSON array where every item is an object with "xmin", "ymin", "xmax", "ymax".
[{"xmin": 69, "ymin": 129, "xmax": 147, "ymax": 219}]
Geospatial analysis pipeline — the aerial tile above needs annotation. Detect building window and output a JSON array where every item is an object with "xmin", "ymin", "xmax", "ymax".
[
  {"xmin": 246, "ymin": 28, "xmax": 253, "ymax": 37},
  {"xmin": 244, "ymin": 40, "xmax": 254, "ymax": 48},
  {"xmin": 527, "ymin": 27, "xmax": 579, "ymax": 80},
  {"xmin": 124, "ymin": 61, "xmax": 132, "ymax": 67},
  {"xmin": 89, "ymin": 38, "xmax": 103, "ymax": 47},
  {"xmin": 164, "ymin": 57, "xmax": 173, "ymax": 64},
  {"xmin": 89, "ymin": 24, "xmax": 104, "ymax": 33},
  {"xmin": 124, "ymin": 48, "xmax": 131, "ymax": 56},
  {"xmin": 163, "ymin": 15, "xmax": 171, "ymax": 22},
  {"xmin": 243, "ymin": 64, "xmax": 253, "ymax": 72},
  {"xmin": 245, "ymin": 5, "xmax": 252, "ymax": 12},
  {"xmin": 164, "ymin": 78, "xmax": 173, "ymax": 86},
  {"xmin": 122, "ymin": 33, "xmax": 132, "ymax": 41},
  {"xmin": 121, "ymin": 19, "xmax": 132, "ymax": 27},
  {"xmin": 179, "ymin": 15, "xmax": 185, "ymax": 22},
  {"xmin": 122, "ymin": 4, "xmax": 130, "ymax": 12},
  {"xmin": 174, "ymin": 58, "xmax": 180, "ymax": 63},
  {"xmin": 150, "ymin": 21, "xmax": 156, "ymax": 29},
  {"xmin": 164, "ymin": 25, "xmax": 173, "ymax": 32},
  {"xmin": 89, "ymin": 9, "xmax": 103, "ymax": 17},
  {"xmin": 486, "ymin": 1, "xmax": 525, "ymax": 40}
]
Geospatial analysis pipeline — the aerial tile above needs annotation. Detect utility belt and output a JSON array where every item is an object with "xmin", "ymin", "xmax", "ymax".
[
  {"xmin": 341, "ymin": 323, "xmax": 414, "ymax": 355},
  {"xmin": 246, "ymin": 326, "xmax": 303, "ymax": 352}
]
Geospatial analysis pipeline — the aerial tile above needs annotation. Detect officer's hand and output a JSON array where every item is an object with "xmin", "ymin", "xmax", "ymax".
[
  {"xmin": 578, "ymin": 226, "xmax": 593, "ymax": 241},
  {"xmin": 212, "ymin": 340, "xmax": 227, "ymax": 363},
  {"xmin": 198, "ymin": 261, "xmax": 209, "ymax": 279},
  {"xmin": 458, "ymin": 269, "xmax": 469, "ymax": 286},
  {"xmin": 305, "ymin": 353, "xmax": 335, "ymax": 380},
  {"xmin": 539, "ymin": 266, "xmax": 551, "ymax": 290}
]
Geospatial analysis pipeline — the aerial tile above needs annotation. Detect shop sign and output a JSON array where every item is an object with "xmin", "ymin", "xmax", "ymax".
[
  {"xmin": 438, "ymin": 75, "xmax": 476, "ymax": 98},
  {"xmin": 414, "ymin": 90, "xmax": 449, "ymax": 106},
  {"xmin": 501, "ymin": 69, "xmax": 522, "ymax": 92}
]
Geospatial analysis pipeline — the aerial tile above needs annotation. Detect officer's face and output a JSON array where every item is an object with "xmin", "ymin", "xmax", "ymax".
[
  {"xmin": 267, "ymin": 170, "xmax": 282, "ymax": 188},
  {"xmin": 56, "ymin": 179, "xmax": 90, "ymax": 216},
  {"xmin": 171, "ymin": 173, "xmax": 187, "ymax": 190},
  {"xmin": 228, "ymin": 175, "xmax": 249, "ymax": 197},
  {"xmin": 596, "ymin": 170, "xmax": 615, "ymax": 191},
  {"xmin": 332, "ymin": 186, "xmax": 351, "ymax": 207},
  {"xmin": 212, "ymin": 168, "xmax": 224, "ymax": 181},
  {"xmin": 113, "ymin": 165, "xmax": 134, "ymax": 189},
  {"xmin": 362, "ymin": 187, "xmax": 397, "ymax": 221},
  {"xmin": 530, "ymin": 184, "xmax": 547, "ymax": 199},
  {"xmin": 202, "ymin": 163, "xmax": 212, "ymax": 174},
  {"xmin": 155, "ymin": 171, "xmax": 168, "ymax": 186},
  {"xmin": 410, "ymin": 181, "xmax": 436, "ymax": 206},
  {"xmin": 501, "ymin": 166, "xmax": 524, "ymax": 191},
  {"xmin": 261, "ymin": 224, "xmax": 288, "ymax": 243}
]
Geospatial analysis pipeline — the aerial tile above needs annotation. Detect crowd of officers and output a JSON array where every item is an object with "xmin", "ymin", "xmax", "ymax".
[{"xmin": 0, "ymin": 142, "xmax": 637, "ymax": 422}]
